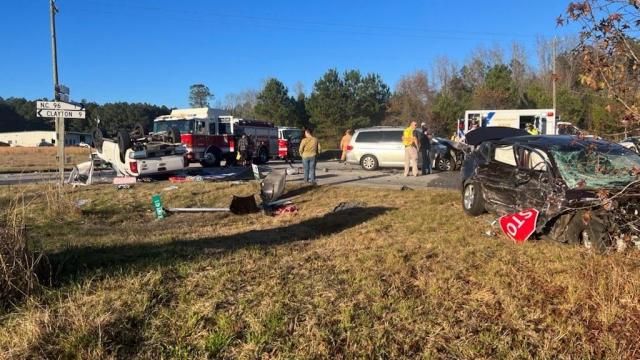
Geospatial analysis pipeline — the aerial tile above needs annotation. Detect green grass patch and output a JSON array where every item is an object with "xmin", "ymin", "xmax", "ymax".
[{"xmin": 0, "ymin": 181, "xmax": 639, "ymax": 358}]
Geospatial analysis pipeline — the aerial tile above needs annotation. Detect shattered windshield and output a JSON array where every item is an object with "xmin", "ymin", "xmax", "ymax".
[
  {"xmin": 153, "ymin": 120, "xmax": 194, "ymax": 134},
  {"xmin": 551, "ymin": 144, "xmax": 640, "ymax": 189}
]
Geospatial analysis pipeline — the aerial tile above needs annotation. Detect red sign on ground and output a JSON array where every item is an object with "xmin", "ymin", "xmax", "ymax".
[{"xmin": 498, "ymin": 208, "xmax": 540, "ymax": 244}]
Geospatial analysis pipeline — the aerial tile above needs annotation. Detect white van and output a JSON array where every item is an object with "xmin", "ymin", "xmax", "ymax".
[
  {"xmin": 345, "ymin": 127, "xmax": 456, "ymax": 171},
  {"xmin": 464, "ymin": 109, "xmax": 557, "ymax": 135}
]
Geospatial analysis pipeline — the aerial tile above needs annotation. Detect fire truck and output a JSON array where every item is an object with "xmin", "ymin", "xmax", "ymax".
[
  {"xmin": 152, "ymin": 108, "xmax": 278, "ymax": 166},
  {"xmin": 277, "ymin": 127, "xmax": 303, "ymax": 160}
]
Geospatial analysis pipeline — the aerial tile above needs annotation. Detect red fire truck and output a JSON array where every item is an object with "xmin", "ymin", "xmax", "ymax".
[
  {"xmin": 277, "ymin": 127, "xmax": 303, "ymax": 160},
  {"xmin": 152, "ymin": 108, "xmax": 278, "ymax": 166}
]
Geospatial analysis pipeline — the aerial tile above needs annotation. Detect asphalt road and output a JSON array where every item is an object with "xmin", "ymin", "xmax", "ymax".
[{"xmin": 0, "ymin": 160, "xmax": 461, "ymax": 190}]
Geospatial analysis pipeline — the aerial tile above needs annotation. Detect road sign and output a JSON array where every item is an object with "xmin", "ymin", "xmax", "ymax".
[
  {"xmin": 55, "ymin": 84, "xmax": 70, "ymax": 95},
  {"xmin": 499, "ymin": 208, "xmax": 539, "ymax": 244},
  {"xmin": 36, "ymin": 101, "xmax": 84, "ymax": 111},
  {"xmin": 37, "ymin": 108, "xmax": 85, "ymax": 119}
]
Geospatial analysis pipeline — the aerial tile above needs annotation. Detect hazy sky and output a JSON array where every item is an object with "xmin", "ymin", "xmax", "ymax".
[{"xmin": 1, "ymin": 0, "xmax": 578, "ymax": 107}]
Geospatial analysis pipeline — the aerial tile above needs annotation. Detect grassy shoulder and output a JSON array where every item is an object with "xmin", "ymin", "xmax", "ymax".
[
  {"xmin": 0, "ymin": 147, "xmax": 91, "ymax": 173},
  {"xmin": 1, "ymin": 181, "xmax": 640, "ymax": 358}
]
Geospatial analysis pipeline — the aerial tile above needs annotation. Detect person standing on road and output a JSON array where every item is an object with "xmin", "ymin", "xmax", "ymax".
[
  {"xmin": 402, "ymin": 121, "xmax": 419, "ymax": 177},
  {"xmin": 299, "ymin": 127, "xmax": 320, "ymax": 184},
  {"xmin": 339, "ymin": 129, "xmax": 353, "ymax": 163},
  {"xmin": 237, "ymin": 133, "xmax": 250, "ymax": 166},
  {"xmin": 419, "ymin": 122, "xmax": 432, "ymax": 175}
]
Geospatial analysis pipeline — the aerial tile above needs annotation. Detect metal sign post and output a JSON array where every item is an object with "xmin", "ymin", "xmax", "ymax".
[{"xmin": 49, "ymin": 0, "xmax": 65, "ymax": 184}]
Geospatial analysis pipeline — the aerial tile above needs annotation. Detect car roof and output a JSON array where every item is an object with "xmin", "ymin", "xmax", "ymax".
[
  {"xmin": 492, "ymin": 135, "xmax": 624, "ymax": 151},
  {"xmin": 355, "ymin": 126, "xmax": 404, "ymax": 132}
]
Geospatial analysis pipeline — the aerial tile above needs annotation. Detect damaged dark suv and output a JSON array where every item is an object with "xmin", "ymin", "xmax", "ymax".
[{"xmin": 461, "ymin": 127, "xmax": 640, "ymax": 251}]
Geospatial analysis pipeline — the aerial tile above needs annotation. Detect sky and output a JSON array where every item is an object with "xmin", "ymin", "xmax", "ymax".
[{"xmin": 0, "ymin": 0, "xmax": 579, "ymax": 108}]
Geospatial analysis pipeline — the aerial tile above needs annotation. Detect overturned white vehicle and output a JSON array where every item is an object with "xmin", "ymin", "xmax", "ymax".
[{"xmin": 89, "ymin": 125, "xmax": 188, "ymax": 178}]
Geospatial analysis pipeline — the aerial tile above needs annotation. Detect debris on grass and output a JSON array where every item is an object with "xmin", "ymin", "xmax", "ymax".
[
  {"xmin": 333, "ymin": 201, "xmax": 367, "ymax": 212},
  {"xmin": 273, "ymin": 204, "xmax": 299, "ymax": 216},
  {"xmin": 75, "ymin": 199, "xmax": 90, "ymax": 208}
]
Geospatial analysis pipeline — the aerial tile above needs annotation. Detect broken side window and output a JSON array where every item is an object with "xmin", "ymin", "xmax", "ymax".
[
  {"xmin": 515, "ymin": 147, "xmax": 550, "ymax": 172},
  {"xmin": 493, "ymin": 145, "xmax": 516, "ymax": 167}
]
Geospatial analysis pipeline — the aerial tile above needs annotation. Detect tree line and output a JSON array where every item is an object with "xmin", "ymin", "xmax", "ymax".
[{"xmin": 3, "ymin": 0, "xmax": 640, "ymax": 147}]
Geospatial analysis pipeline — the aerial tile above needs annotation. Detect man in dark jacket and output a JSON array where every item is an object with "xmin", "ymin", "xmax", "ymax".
[{"xmin": 418, "ymin": 122, "xmax": 432, "ymax": 175}]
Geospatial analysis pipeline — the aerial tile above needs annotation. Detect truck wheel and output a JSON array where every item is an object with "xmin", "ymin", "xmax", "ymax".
[
  {"xmin": 200, "ymin": 148, "xmax": 221, "ymax": 167},
  {"xmin": 132, "ymin": 123, "xmax": 146, "ymax": 139},
  {"xmin": 117, "ymin": 130, "xmax": 132, "ymax": 163},
  {"xmin": 93, "ymin": 128, "xmax": 104, "ymax": 152},
  {"xmin": 257, "ymin": 147, "xmax": 269, "ymax": 164}
]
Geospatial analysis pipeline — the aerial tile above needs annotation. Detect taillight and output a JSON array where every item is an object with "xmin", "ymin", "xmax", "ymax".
[
  {"xmin": 346, "ymin": 145, "xmax": 353, "ymax": 151},
  {"xmin": 129, "ymin": 161, "xmax": 138, "ymax": 173},
  {"xmin": 229, "ymin": 137, "xmax": 235, "ymax": 152}
]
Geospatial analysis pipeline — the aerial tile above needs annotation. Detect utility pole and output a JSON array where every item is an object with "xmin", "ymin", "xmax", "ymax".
[
  {"xmin": 49, "ymin": 0, "xmax": 65, "ymax": 185},
  {"xmin": 552, "ymin": 37, "xmax": 557, "ymax": 113}
]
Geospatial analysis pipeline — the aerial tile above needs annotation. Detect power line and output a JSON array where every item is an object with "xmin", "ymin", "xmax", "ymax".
[{"xmin": 75, "ymin": 0, "xmax": 543, "ymax": 41}]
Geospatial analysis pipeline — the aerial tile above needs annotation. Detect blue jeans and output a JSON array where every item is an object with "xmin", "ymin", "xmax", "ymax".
[
  {"xmin": 302, "ymin": 156, "xmax": 316, "ymax": 182},
  {"xmin": 421, "ymin": 148, "xmax": 431, "ymax": 174}
]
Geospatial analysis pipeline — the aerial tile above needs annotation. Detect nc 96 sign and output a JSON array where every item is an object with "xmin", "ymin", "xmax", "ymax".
[
  {"xmin": 498, "ymin": 208, "xmax": 540, "ymax": 244},
  {"xmin": 36, "ymin": 101, "xmax": 86, "ymax": 119}
]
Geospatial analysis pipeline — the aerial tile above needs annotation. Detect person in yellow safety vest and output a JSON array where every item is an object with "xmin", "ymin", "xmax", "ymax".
[
  {"xmin": 402, "ymin": 121, "xmax": 419, "ymax": 176},
  {"xmin": 526, "ymin": 123, "xmax": 540, "ymax": 135}
]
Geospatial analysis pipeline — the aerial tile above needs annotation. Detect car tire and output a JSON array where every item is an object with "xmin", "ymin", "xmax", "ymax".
[
  {"xmin": 437, "ymin": 156, "xmax": 453, "ymax": 171},
  {"xmin": 360, "ymin": 155, "xmax": 378, "ymax": 171},
  {"xmin": 116, "ymin": 130, "xmax": 132, "ymax": 163},
  {"xmin": 132, "ymin": 123, "xmax": 147, "ymax": 139},
  {"xmin": 200, "ymin": 148, "xmax": 221, "ymax": 167},
  {"xmin": 462, "ymin": 182, "xmax": 485, "ymax": 216},
  {"xmin": 93, "ymin": 128, "xmax": 104, "ymax": 152}
]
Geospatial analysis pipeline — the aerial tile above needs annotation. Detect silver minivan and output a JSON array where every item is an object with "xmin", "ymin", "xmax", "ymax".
[
  {"xmin": 345, "ymin": 127, "xmax": 448, "ymax": 171},
  {"xmin": 345, "ymin": 127, "xmax": 414, "ymax": 170}
]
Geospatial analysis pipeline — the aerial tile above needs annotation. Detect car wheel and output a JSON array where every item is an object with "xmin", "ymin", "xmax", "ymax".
[
  {"xmin": 437, "ymin": 156, "xmax": 453, "ymax": 171},
  {"xmin": 116, "ymin": 130, "xmax": 132, "ymax": 163},
  {"xmin": 360, "ymin": 155, "xmax": 378, "ymax": 171},
  {"xmin": 200, "ymin": 148, "xmax": 221, "ymax": 167},
  {"xmin": 462, "ymin": 182, "xmax": 485, "ymax": 216}
]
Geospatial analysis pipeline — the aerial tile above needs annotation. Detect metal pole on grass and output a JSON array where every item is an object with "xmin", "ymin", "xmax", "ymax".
[{"xmin": 50, "ymin": 0, "xmax": 65, "ymax": 185}]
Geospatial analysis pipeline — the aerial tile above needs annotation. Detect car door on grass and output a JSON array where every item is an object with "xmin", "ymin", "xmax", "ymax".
[
  {"xmin": 512, "ymin": 146, "xmax": 554, "ymax": 211},
  {"xmin": 477, "ymin": 144, "xmax": 520, "ymax": 214}
]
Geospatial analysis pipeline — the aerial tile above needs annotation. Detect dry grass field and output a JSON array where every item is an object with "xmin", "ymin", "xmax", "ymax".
[
  {"xmin": 1, "ymin": 181, "xmax": 640, "ymax": 358},
  {"xmin": 0, "ymin": 147, "xmax": 91, "ymax": 173}
]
